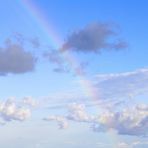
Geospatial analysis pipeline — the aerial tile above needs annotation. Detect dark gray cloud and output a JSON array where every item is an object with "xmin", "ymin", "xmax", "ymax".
[
  {"xmin": 45, "ymin": 22, "xmax": 128, "ymax": 73},
  {"xmin": 0, "ymin": 39, "xmax": 36, "ymax": 75},
  {"xmin": 62, "ymin": 22, "xmax": 128, "ymax": 52}
]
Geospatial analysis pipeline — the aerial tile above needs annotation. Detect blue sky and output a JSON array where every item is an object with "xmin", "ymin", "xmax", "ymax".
[{"xmin": 0, "ymin": 0, "xmax": 148, "ymax": 148}]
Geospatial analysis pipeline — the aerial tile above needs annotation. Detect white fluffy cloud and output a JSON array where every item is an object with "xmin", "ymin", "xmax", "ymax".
[
  {"xmin": 92, "ymin": 103, "xmax": 148, "ymax": 136},
  {"xmin": 67, "ymin": 103, "xmax": 94, "ymax": 122},
  {"xmin": 44, "ymin": 102, "xmax": 148, "ymax": 136},
  {"xmin": 0, "ymin": 98, "xmax": 31, "ymax": 123},
  {"xmin": 43, "ymin": 103, "xmax": 91, "ymax": 129}
]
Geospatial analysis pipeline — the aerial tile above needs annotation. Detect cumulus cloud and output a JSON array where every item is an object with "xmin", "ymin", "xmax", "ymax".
[
  {"xmin": 0, "ymin": 39, "xmax": 36, "ymax": 75},
  {"xmin": 44, "ymin": 103, "xmax": 94, "ymax": 131},
  {"xmin": 43, "ymin": 103, "xmax": 92, "ymax": 129},
  {"xmin": 92, "ymin": 103, "xmax": 148, "ymax": 136},
  {"xmin": 43, "ymin": 115, "xmax": 68, "ymax": 129},
  {"xmin": 62, "ymin": 22, "xmax": 128, "ymax": 53},
  {"xmin": 41, "ymin": 67, "xmax": 148, "ymax": 136},
  {"xmin": 0, "ymin": 98, "xmax": 31, "ymax": 122},
  {"xmin": 13, "ymin": 32, "xmax": 25, "ymax": 45},
  {"xmin": 40, "ymin": 91, "xmax": 88, "ymax": 110},
  {"xmin": 94, "ymin": 68, "xmax": 148, "ymax": 99},
  {"xmin": 67, "ymin": 103, "xmax": 93, "ymax": 122},
  {"xmin": 44, "ymin": 102, "xmax": 148, "ymax": 136}
]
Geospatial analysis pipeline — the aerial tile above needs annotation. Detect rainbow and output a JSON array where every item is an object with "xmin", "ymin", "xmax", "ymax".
[
  {"xmin": 21, "ymin": 0, "xmax": 100, "ymax": 106},
  {"xmin": 21, "ymin": 1, "xmax": 119, "ymax": 147}
]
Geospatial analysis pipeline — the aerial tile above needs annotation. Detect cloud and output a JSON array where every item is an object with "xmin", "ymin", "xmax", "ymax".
[
  {"xmin": 43, "ymin": 103, "xmax": 92, "ymax": 129},
  {"xmin": 67, "ymin": 103, "xmax": 94, "ymax": 122},
  {"xmin": 0, "ymin": 98, "xmax": 31, "ymax": 122},
  {"xmin": 43, "ymin": 115, "xmax": 68, "ymax": 129},
  {"xmin": 42, "ymin": 90, "xmax": 94, "ymax": 111},
  {"xmin": 45, "ymin": 22, "xmax": 127, "ymax": 73},
  {"xmin": 94, "ymin": 68, "xmax": 148, "ymax": 99},
  {"xmin": 96, "ymin": 141, "xmax": 148, "ymax": 148},
  {"xmin": 96, "ymin": 142, "xmax": 130, "ymax": 148},
  {"xmin": 92, "ymin": 103, "xmax": 148, "ymax": 136},
  {"xmin": 44, "ymin": 49, "xmax": 87, "ymax": 74},
  {"xmin": 44, "ymin": 102, "xmax": 148, "ymax": 136},
  {"xmin": 132, "ymin": 140, "xmax": 148, "ymax": 147},
  {"xmin": 13, "ymin": 32, "xmax": 41, "ymax": 48},
  {"xmin": 43, "ymin": 103, "xmax": 93, "ymax": 130},
  {"xmin": 29, "ymin": 37, "xmax": 40, "ymax": 49},
  {"xmin": 41, "ymin": 67, "xmax": 148, "ymax": 136},
  {"xmin": 117, "ymin": 142, "xmax": 130, "ymax": 148},
  {"xmin": 0, "ymin": 39, "xmax": 36, "ymax": 75},
  {"xmin": 62, "ymin": 22, "xmax": 128, "ymax": 53},
  {"xmin": 22, "ymin": 96, "xmax": 38, "ymax": 107},
  {"xmin": 44, "ymin": 49, "xmax": 69, "ymax": 73}
]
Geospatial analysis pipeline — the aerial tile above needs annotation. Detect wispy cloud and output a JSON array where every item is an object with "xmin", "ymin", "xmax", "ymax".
[
  {"xmin": 39, "ymin": 68, "xmax": 148, "ymax": 111},
  {"xmin": 22, "ymin": 96, "xmax": 39, "ymax": 107},
  {"xmin": 94, "ymin": 68, "xmax": 148, "ymax": 99},
  {"xmin": 29, "ymin": 37, "xmax": 41, "ymax": 49},
  {"xmin": 43, "ymin": 115, "xmax": 68, "ymax": 129},
  {"xmin": 44, "ymin": 49, "xmax": 69, "ymax": 73}
]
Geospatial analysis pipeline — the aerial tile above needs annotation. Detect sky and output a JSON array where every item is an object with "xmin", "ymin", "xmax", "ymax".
[{"xmin": 0, "ymin": 0, "xmax": 148, "ymax": 148}]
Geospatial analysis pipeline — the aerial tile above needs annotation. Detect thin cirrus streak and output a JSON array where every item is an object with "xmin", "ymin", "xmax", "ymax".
[{"xmin": 21, "ymin": 1, "xmax": 119, "ymax": 147}]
